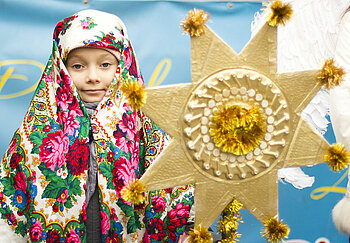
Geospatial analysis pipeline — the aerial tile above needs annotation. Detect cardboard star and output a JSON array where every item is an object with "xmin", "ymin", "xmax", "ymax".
[{"xmin": 139, "ymin": 21, "xmax": 329, "ymax": 227}]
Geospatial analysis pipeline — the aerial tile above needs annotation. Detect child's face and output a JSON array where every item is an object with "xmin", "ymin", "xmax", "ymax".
[{"xmin": 66, "ymin": 47, "xmax": 118, "ymax": 103}]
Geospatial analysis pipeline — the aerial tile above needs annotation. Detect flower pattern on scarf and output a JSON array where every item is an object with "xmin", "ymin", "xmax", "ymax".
[{"xmin": 0, "ymin": 9, "xmax": 194, "ymax": 243}]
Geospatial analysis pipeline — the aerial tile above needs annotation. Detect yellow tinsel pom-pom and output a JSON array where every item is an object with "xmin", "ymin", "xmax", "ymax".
[
  {"xmin": 262, "ymin": 217, "xmax": 289, "ymax": 243},
  {"xmin": 181, "ymin": 9, "xmax": 209, "ymax": 37},
  {"xmin": 120, "ymin": 81, "xmax": 147, "ymax": 110},
  {"xmin": 120, "ymin": 179, "xmax": 146, "ymax": 205},
  {"xmin": 189, "ymin": 224, "xmax": 213, "ymax": 243},
  {"xmin": 267, "ymin": 0, "xmax": 293, "ymax": 27},
  {"xmin": 317, "ymin": 59, "xmax": 345, "ymax": 89},
  {"xmin": 210, "ymin": 104, "xmax": 266, "ymax": 155},
  {"xmin": 324, "ymin": 143, "xmax": 350, "ymax": 172}
]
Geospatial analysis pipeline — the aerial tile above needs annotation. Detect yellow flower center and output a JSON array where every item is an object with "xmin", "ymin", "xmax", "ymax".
[{"xmin": 17, "ymin": 194, "xmax": 23, "ymax": 204}]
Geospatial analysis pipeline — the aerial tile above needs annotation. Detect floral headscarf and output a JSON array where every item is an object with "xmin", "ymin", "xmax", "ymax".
[{"xmin": 0, "ymin": 9, "xmax": 194, "ymax": 242}]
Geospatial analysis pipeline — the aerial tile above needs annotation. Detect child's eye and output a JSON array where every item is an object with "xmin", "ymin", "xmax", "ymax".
[
  {"xmin": 72, "ymin": 64, "xmax": 83, "ymax": 70},
  {"xmin": 101, "ymin": 63, "xmax": 111, "ymax": 68}
]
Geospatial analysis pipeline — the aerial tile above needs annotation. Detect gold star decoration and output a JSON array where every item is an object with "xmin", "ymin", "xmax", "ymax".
[{"xmin": 139, "ymin": 15, "xmax": 329, "ymax": 228}]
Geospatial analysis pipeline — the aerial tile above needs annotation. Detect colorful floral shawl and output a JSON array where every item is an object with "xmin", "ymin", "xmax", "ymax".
[{"xmin": 0, "ymin": 9, "xmax": 194, "ymax": 242}]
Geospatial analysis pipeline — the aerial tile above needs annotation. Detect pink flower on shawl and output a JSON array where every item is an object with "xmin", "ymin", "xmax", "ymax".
[
  {"xmin": 112, "ymin": 156, "xmax": 135, "ymax": 196},
  {"xmin": 169, "ymin": 203, "xmax": 190, "ymax": 228},
  {"xmin": 69, "ymin": 97, "xmax": 83, "ymax": 117},
  {"xmin": 118, "ymin": 112, "xmax": 136, "ymax": 141},
  {"xmin": 123, "ymin": 47, "xmax": 132, "ymax": 70},
  {"xmin": 123, "ymin": 45, "xmax": 140, "ymax": 79},
  {"xmin": 56, "ymin": 85, "xmax": 73, "ymax": 111},
  {"xmin": 60, "ymin": 70, "xmax": 72, "ymax": 86},
  {"xmin": 57, "ymin": 110, "xmax": 68, "ymax": 125},
  {"xmin": 29, "ymin": 220, "xmax": 42, "ymax": 242},
  {"xmin": 65, "ymin": 229, "xmax": 81, "ymax": 243},
  {"xmin": 39, "ymin": 130, "xmax": 69, "ymax": 171},
  {"xmin": 14, "ymin": 171, "xmax": 27, "ymax": 191},
  {"xmin": 101, "ymin": 211, "xmax": 111, "ymax": 235},
  {"xmin": 46, "ymin": 71, "xmax": 53, "ymax": 83},
  {"xmin": 64, "ymin": 111, "xmax": 80, "ymax": 136},
  {"xmin": 57, "ymin": 189, "xmax": 68, "ymax": 203},
  {"xmin": 130, "ymin": 141, "xmax": 139, "ymax": 167},
  {"xmin": 113, "ymin": 128, "xmax": 130, "ymax": 153},
  {"xmin": 115, "ymin": 136, "xmax": 128, "ymax": 153},
  {"xmin": 81, "ymin": 21, "xmax": 90, "ymax": 29},
  {"xmin": 142, "ymin": 231, "xmax": 151, "ymax": 243},
  {"xmin": 8, "ymin": 137, "xmax": 18, "ymax": 155},
  {"xmin": 151, "ymin": 195, "xmax": 166, "ymax": 213}
]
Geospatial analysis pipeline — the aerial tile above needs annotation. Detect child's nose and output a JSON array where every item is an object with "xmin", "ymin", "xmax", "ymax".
[{"xmin": 87, "ymin": 67, "xmax": 100, "ymax": 83}]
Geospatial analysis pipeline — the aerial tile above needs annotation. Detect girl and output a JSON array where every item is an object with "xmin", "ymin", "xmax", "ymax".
[{"xmin": 0, "ymin": 9, "xmax": 194, "ymax": 242}]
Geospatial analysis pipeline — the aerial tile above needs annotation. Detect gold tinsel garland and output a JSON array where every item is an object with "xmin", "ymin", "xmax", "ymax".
[
  {"xmin": 218, "ymin": 199, "xmax": 243, "ymax": 243},
  {"xmin": 189, "ymin": 224, "xmax": 213, "ymax": 243},
  {"xmin": 317, "ymin": 59, "xmax": 345, "ymax": 89},
  {"xmin": 267, "ymin": 0, "xmax": 293, "ymax": 27},
  {"xmin": 181, "ymin": 9, "xmax": 209, "ymax": 37},
  {"xmin": 120, "ymin": 80, "xmax": 147, "ymax": 110},
  {"xmin": 324, "ymin": 143, "xmax": 350, "ymax": 172},
  {"xmin": 120, "ymin": 179, "xmax": 146, "ymax": 204},
  {"xmin": 262, "ymin": 217, "xmax": 289, "ymax": 243},
  {"xmin": 209, "ymin": 104, "xmax": 266, "ymax": 155}
]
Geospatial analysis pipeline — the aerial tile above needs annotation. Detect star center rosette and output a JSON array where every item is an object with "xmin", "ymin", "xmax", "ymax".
[{"xmin": 183, "ymin": 69, "xmax": 290, "ymax": 182}]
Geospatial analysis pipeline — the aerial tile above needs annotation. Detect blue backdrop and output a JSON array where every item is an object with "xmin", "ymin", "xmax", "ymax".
[{"xmin": 0, "ymin": 1, "xmax": 348, "ymax": 242}]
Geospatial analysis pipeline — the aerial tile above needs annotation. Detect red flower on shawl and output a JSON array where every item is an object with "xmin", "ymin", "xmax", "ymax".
[
  {"xmin": 101, "ymin": 33, "xmax": 116, "ymax": 45},
  {"xmin": 151, "ymin": 195, "xmax": 166, "ymax": 213},
  {"xmin": 14, "ymin": 171, "xmax": 27, "ymax": 191},
  {"xmin": 168, "ymin": 202, "xmax": 190, "ymax": 228},
  {"xmin": 123, "ymin": 45, "xmax": 139, "ymax": 79},
  {"xmin": 69, "ymin": 97, "xmax": 83, "ymax": 117},
  {"xmin": 107, "ymin": 230, "xmax": 120, "ymax": 243},
  {"xmin": 66, "ymin": 138, "xmax": 88, "ymax": 176},
  {"xmin": 60, "ymin": 70, "xmax": 72, "ymax": 86},
  {"xmin": 65, "ymin": 229, "xmax": 81, "ymax": 243},
  {"xmin": 142, "ymin": 231, "xmax": 151, "ymax": 243},
  {"xmin": 147, "ymin": 218, "xmax": 165, "ymax": 241},
  {"xmin": 56, "ymin": 84, "xmax": 73, "ymax": 112},
  {"xmin": 46, "ymin": 230, "xmax": 60, "ymax": 243},
  {"xmin": 107, "ymin": 152, "xmax": 114, "ymax": 162},
  {"xmin": 8, "ymin": 137, "xmax": 18, "ymax": 155},
  {"xmin": 29, "ymin": 220, "xmax": 42, "ymax": 242},
  {"xmin": 53, "ymin": 15, "xmax": 77, "ymax": 41},
  {"xmin": 39, "ymin": 130, "xmax": 69, "ymax": 171},
  {"xmin": 10, "ymin": 152, "xmax": 22, "ymax": 169},
  {"xmin": 118, "ymin": 112, "xmax": 136, "ymax": 141},
  {"xmin": 81, "ymin": 201, "xmax": 87, "ymax": 222}
]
